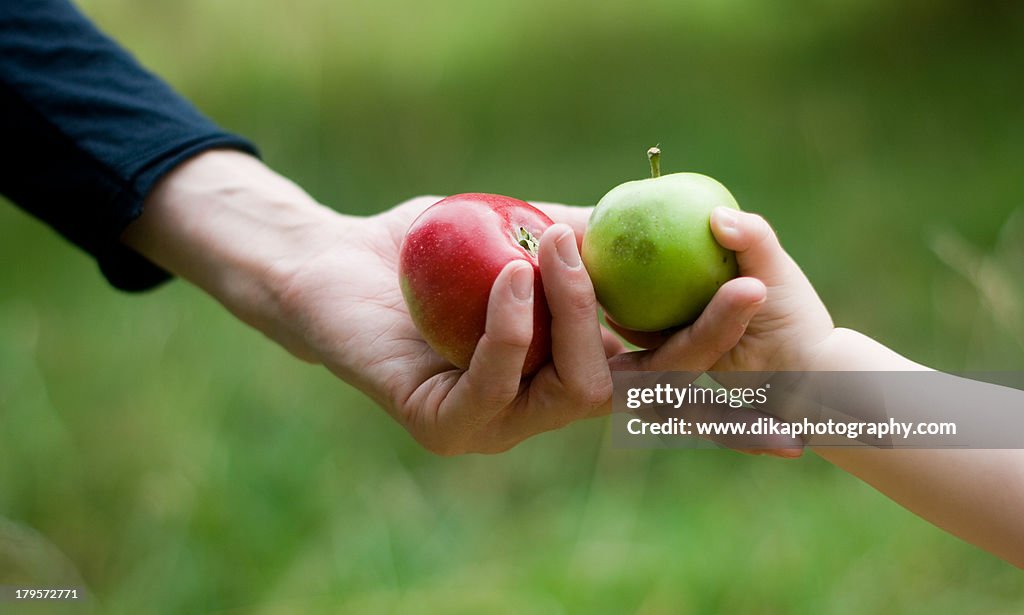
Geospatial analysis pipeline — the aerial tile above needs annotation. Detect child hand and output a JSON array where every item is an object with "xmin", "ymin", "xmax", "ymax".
[{"xmin": 611, "ymin": 208, "xmax": 836, "ymax": 374}]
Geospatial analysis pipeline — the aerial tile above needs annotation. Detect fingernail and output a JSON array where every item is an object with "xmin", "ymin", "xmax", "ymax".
[
  {"xmin": 556, "ymin": 229, "xmax": 581, "ymax": 269},
  {"xmin": 714, "ymin": 207, "xmax": 738, "ymax": 231},
  {"xmin": 510, "ymin": 264, "xmax": 534, "ymax": 302}
]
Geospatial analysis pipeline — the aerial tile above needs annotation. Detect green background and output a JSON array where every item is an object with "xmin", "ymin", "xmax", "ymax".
[{"xmin": 1, "ymin": 0, "xmax": 1022, "ymax": 612}]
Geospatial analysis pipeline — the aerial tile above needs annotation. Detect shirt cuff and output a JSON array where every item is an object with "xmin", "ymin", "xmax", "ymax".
[{"xmin": 96, "ymin": 133, "xmax": 260, "ymax": 291}]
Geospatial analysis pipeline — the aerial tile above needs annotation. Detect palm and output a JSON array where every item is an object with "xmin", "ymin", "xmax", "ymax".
[
  {"xmin": 305, "ymin": 198, "xmax": 456, "ymax": 410},
  {"xmin": 712, "ymin": 281, "xmax": 832, "ymax": 374},
  {"xmin": 279, "ymin": 197, "xmax": 599, "ymax": 453}
]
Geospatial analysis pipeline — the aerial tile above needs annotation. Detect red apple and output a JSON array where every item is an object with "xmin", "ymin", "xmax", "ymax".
[{"xmin": 399, "ymin": 193, "xmax": 554, "ymax": 375}]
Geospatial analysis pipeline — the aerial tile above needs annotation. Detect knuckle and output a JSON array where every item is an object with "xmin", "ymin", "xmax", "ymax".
[
  {"xmin": 559, "ymin": 286, "xmax": 598, "ymax": 320},
  {"xmin": 582, "ymin": 379, "xmax": 614, "ymax": 407},
  {"xmin": 701, "ymin": 320, "xmax": 744, "ymax": 357},
  {"xmin": 477, "ymin": 385, "xmax": 517, "ymax": 409},
  {"xmin": 747, "ymin": 213, "xmax": 780, "ymax": 249},
  {"xmin": 568, "ymin": 374, "xmax": 613, "ymax": 408},
  {"xmin": 483, "ymin": 328, "xmax": 533, "ymax": 354},
  {"xmin": 464, "ymin": 369, "xmax": 519, "ymax": 408},
  {"xmin": 594, "ymin": 374, "xmax": 616, "ymax": 402}
]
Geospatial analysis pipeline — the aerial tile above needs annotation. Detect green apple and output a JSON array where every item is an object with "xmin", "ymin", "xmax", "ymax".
[{"xmin": 581, "ymin": 147, "xmax": 739, "ymax": 332}]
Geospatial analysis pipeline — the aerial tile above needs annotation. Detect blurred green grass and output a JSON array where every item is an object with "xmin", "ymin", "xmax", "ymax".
[{"xmin": 1, "ymin": 0, "xmax": 1023, "ymax": 612}]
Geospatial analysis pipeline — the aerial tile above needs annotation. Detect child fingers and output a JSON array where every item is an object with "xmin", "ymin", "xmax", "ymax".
[{"xmin": 710, "ymin": 208, "xmax": 803, "ymax": 286}]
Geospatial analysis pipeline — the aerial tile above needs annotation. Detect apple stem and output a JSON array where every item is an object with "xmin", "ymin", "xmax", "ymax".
[{"xmin": 647, "ymin": 146, "xmax": 661, "ymax": 178}]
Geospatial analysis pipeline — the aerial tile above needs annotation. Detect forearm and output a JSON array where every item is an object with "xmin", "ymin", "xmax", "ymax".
[
  {"xmin": 121, "ymin": 150, "xmax": 353, "ymax": 361},
  {"xmin": 813, "ymin": 328, "xmax": 1024, "ymax": 566}
]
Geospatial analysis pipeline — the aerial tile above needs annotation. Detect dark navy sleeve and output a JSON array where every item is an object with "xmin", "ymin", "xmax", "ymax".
[{"xmin": 0, "ymin": 0, "xmax": 259, "ymax": 291}]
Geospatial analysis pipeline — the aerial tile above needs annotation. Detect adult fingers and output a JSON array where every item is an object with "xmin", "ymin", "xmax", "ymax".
[
  {"xmin": 538, "ymin": 224, "xmax": 614, "ymax": 411},
  {"xmin": 437, "ymin": 261, "xmax": 534, "ymax": 448},
  {"xmin": 482, "ymin": 224, "xmax": 617, "ymax": 444}
]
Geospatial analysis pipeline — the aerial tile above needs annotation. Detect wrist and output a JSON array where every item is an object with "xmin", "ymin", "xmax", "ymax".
[
  {"xmin": 812, "ymin": 327, "xmax": 926, "ymax": 371},
  {"xmin": 122, "ymin": 150, "xmax": 357, "ymax": 360}
]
